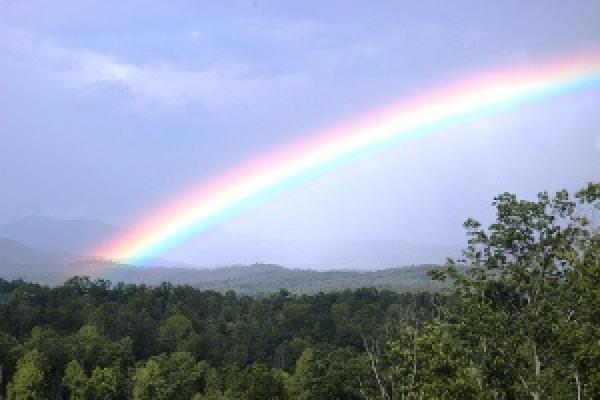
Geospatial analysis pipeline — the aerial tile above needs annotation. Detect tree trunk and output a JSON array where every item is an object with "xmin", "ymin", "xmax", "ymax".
[
  {"xmin": 363, "ymin": 336, "xmax": 390, "ymax": 400},
  {"xmin": 532, "ymin": 340, "xmax": 541, "ymax": 400},
  {"xmin": 574, "ymin": 371, "xmax": 581, "ymax": 400},
  {"xmin": 413, "ymin": 331, "xmax": 417, "ymax": 380}
]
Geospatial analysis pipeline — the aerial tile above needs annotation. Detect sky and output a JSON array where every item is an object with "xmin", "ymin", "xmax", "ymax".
[{"xmin": 1, "ymin": 1, "xmax": 600, "ymax": 265}]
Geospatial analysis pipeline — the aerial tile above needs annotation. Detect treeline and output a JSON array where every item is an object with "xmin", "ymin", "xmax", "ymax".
[
  {"xmin": 100, "ymin": 263, "xmax": 448, "ymax": 295},
  {"xmin": 0, "ymin": 278, "xmax": 444, "ymax": 399},
  {"xmin": 0, "ymin": 183, "xmax": 598, "ymax": 399}
]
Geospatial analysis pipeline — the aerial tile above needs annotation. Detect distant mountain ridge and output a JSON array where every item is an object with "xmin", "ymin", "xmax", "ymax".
[
  {"xmin": 0, "ymin": 215, "xmax": 117, "ymax": 254},
  {"xmin": 0, "ymin": 215, "xmax": 457, "ymax": 291},
  {"xmin": 0, "ymin": 237, "xmax": 78, "ymax": 284},
  {"xmin": 0, "ymin": 237, "xmax": 73, "ymax": 264},
  {"xmin": 0, "ymin": 236, "xmax": 446, "ymax": 292},
  {"xmin": 101, "ymin": 263, "xmax": 447, "ymax": 293}
]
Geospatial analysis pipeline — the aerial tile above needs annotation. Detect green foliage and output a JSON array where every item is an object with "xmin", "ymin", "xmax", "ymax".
[
  {"xmin": 204, "ymin": 367, "xmax": 225, "ymax": 399},
  {"xmin": 87, "ymin": 367, "xmax": 117, "ymax": 400},
  {"xmin": 293, "ymin": 347, "xmax": 375, "ymax": 400},
  {"xmin": 0, "ymin": 278, "xmax": 438, "ymax": 399},
  {"xmin": 418, "ymin": 183, "xmax": 600, "ymax": 399},
  {"xmin": 0, "ymin": 182, "xmax": 597, "ymax": 399},
  {"xmin": 389, "ymin": 322, "xmax": 483, "ymax": 399},
  {"xmin": 132, "ymin": 358, "xmax": 168, "ymax": 400},
  {"xmin": 0, "ymin": 332, "xmax": 21, "ymax": 393},
  {"xmin": 158, "ymin": 315, "xmax": 199, "ymax": 353},
  {"xmin": 160, "ymin": 352, "xmax": 205, "ymax": 400},
  {"xmin": 7, "ymin": 349, "xmax": 46, "ymax": 400},
  {"xmin": 239, "ymin": 364, "xmax": 287, "ymax": 400},
  {"xmin": 62, "ymin": 360, "xmax": 86, "ymax": 400}
]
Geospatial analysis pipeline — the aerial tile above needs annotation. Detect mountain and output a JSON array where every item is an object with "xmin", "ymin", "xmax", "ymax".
[
  {"xmin": 0, "ymin": 215, "xmax": 118, "ymax": 254},
  {"xmin": 0, "ymin": 237, "xmax": 446, "ymax": 292},
  {"xmin": 0, "ymin": 215, "xmax": 458, "ymax": 290},
  {"xmin": 0, "ymin": 236, "xmax": 447, "ymax": 292},
  {"xmin": 0, "ymin": 237, "xmax": 78, "ymax": 284},
  {"xmin": 0, "ymin": 237, "xmax": 69, "ymax": 264}
]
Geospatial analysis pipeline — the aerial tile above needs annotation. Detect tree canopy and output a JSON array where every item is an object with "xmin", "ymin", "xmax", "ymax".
[{"xmin": 0, "ymin": 182, "xmax": 597, "ymax": 399}]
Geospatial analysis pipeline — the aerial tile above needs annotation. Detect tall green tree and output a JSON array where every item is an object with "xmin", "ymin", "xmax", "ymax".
[
  {"xmin": 161, "ymin": 352, "xmax": 205, "ymax": 400},
  {"xmin": 86, "ymin": 367, "xmax": 117, "ymax": 400},
  {"xmin": 0, "ymin": 333, "xmax": 21, "ymax": 396},
  {"xmin": 430, "ymin": 183, "xmax": 600, "ymax": 399},
  {"xmin": 6, "ymin": 350, "xmax": 46, "ymax": 400},
  {"xmin": 239, "ymin": 364, "xmax": 287, "ymax": 400},
  {"xmin": 158, "ymin": 315, "xmax": 198, "ymax": 353},
  {"xmin": 131, "ymin": 358, "xmax": 168, "ymax": 400},
  {"xmin": 388, "ymin": 322, "xmax": 484, "ymax": 399},
  {"xmin": 203, "ymin": 367, "xmax": 225, "ymax": 400},
  {"xmin": 293, "ymin": 347, "xmax": 373, "ymax": 400},
  {"xmin": 62, "ymin": 360, "xmax": 87, "ymax": 400},
  {"xmin": 554, "ymin": 183, "xmax": 600, "ymax": 399}
]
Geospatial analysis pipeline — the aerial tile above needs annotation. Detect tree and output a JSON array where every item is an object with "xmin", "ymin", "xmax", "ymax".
[
  {"xmin": 240, "ymin": 364, "xmax": 287, "ymax": 400},
  {"xmin": 24, "ymin": 327, "xmax": 68, "ymax": 398},
  {"xmin": 132, "ymin": 358, "xmax": 168, "ymax": 400},
  {"xmin": 293, "ymin": 347, "xmax": 373, "ymax": 400},
  {"xmin": 569, "ymin": 233, "xmax": 600, "ymax": 398},
  {"xmin": 161, "ymin": 352, "xmax": 204, "ymax": 400},
  {"xmin": 204, "ymin": 367, "xmax": 224, "ymax": 400},
  {"xmin": 430, "ymin": 184, "xmax": 600, "ymax": 399},
  {"xmin": 0, "ymin": 333, "xmax": 21, "ymax": 396},
  {"xmin": 62, "ymin": 360, "xmax": 87, "ymax": 400},
  {"xmin": 554, "ymin": 183, "xmax": 600, "ymax": 399},
  {"xmin": 6, "ymin": 350, "xmax": 46, "ymax": 400},
  {"xmin": 86, "ymin": 367, "xmax": 117, "ymax": 400},
  {"xmin": 158, "ymin": 315, "xmax": 197, "ymax": 353},
  {"xmin": 67, "ymin": 325, "xmax": 106, "ymax": 371},
  {"xmin": 388, "ymin": 322, "xmax": 484, "ymax": 399}
]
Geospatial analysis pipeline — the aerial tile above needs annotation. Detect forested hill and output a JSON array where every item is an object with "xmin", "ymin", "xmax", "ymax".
[
  {"xmin": 0, "ymin": 248, "xmax": 447, "ymax": 294},
  {"xmin": 0, "ymin": 240, "xmax": 446, "ymax": 292},
  {"xmin": 101, "ymin": 263, "xmax": 446, "ymax": 293},
  {"xmin": 0, "ymin": 236, "xmax": 448, "ymax": 291}
]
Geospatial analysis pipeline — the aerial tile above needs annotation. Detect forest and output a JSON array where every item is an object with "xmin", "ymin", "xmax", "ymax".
[{"xmin": 0, "ymin": 182, "xmax": 598, "ymax": 399}]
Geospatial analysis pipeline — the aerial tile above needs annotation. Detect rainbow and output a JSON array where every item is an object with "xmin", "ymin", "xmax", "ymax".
[{"xmin": 96, "ymin": 51, "xmax": 600, "ymax": 264}]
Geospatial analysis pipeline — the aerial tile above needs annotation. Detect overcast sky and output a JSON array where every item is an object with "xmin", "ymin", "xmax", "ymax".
[{"xmin": 1, "ymin": 1, "xmax": 599, "ymax": 262}]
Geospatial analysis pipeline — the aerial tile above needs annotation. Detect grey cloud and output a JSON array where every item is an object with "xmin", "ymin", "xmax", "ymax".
[{"xmin": 2, "ymin": 28, "xmax": 308, "ymax": 112}]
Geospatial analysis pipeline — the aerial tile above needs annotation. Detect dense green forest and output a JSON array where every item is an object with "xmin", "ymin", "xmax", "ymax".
[{"xmin": 0, "ymin": 183, "xmax": 598, "ymax": 399}]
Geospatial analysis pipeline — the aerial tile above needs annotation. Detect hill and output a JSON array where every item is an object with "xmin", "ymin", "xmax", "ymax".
[
  {"xmin": 0, "ymin": 237, "xmax": 77, "ymax": 284},
  {"xmin": 0, "ymin": 235, "xmax": 448, "ymax": 292},
  {"xmin": 99, "ymin": 262, "xmax": 446, "ymax": 293}
]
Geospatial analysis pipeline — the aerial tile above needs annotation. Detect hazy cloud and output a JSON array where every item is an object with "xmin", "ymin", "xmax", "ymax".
[{"xmin": 2, "ymin": 28, "xmax": 308, "ymax": 112}]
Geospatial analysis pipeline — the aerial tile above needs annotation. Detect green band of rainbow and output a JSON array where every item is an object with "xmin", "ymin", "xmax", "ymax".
[{"xmin": 95, "ymin": 51, "xmax": 600, "ymax": 264}]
